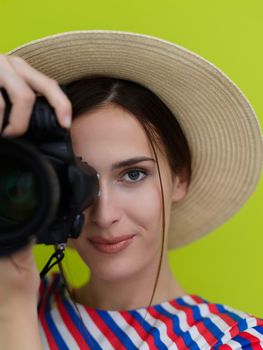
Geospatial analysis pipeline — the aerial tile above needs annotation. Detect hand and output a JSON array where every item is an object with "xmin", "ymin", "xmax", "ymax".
[
  {"xmin": 0, "ymin": 54, "xmax": 72, "ymax": 136},
  {"xmin": 0, "ymin": 241, "xmax": 45, "ymax": 349},
  {"xmin": 0, "ymin": 56, "xmax": 62, "ymax": 349},
  {"xmin": 0, "ymin": 240, "xmax": 40, "ymax": 310}
]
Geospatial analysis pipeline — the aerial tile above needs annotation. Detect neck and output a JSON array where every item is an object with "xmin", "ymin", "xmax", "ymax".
[{"xmin": 73, "ymin": 257, "xmax": 186, "ymax": 311}]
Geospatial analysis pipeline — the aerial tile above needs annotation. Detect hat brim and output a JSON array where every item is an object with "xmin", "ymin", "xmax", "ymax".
[{"xmin": 8, "ymin": 30, "xmax": 263, "ymax": 249}]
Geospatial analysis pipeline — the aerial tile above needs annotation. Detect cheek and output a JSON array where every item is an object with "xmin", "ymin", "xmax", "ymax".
[
  {"xmin": 128, "ymin": 184, "xmax": 162, "ymax": 236},
  {"xmin": 71, "ymin": 182, "xmax": 163, "ymax": 249},
  {"xmin": 116, "ymin": 183, "xmax": 164, "ymax": 258}
]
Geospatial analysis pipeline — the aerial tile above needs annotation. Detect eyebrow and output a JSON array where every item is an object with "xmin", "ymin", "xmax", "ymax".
[{"xmin": 111, "ymin": 156, "xmax": 156, "ymax": 170}]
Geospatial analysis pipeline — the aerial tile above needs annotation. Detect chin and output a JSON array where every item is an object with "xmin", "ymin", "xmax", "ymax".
[
  {"xmin": 90, "ymin": 265, "xmax": 136, "ymax": 282},
  {"xmin": 76, "ymin": 237, "xmax": 156, "ymax": 282}
]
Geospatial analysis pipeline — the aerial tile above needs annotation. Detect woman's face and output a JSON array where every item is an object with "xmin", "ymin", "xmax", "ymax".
[{"xmin": 69, "ymin": 103, "xmax": 186, "ymax": 281}]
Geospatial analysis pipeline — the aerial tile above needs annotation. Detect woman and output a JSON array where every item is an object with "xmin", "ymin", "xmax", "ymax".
[{"xmin": 0, "ymin": 31, "xmax": 262, "ymax": 349}]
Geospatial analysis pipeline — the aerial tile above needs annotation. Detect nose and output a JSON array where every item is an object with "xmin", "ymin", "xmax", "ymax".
[{"xmin": 90, "ymin": 181, "xmax": 121, "ymax": 229}]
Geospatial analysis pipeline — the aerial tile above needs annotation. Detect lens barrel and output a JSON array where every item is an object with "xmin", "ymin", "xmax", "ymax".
[{"xmin": 0, "ymin": 137, "xmax": 60, "ymax": 255}]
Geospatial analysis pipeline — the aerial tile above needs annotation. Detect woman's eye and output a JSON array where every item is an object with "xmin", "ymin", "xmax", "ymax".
[{"xmin": 122, "ymin": 169, "xmax": 147, "ymax": 183}]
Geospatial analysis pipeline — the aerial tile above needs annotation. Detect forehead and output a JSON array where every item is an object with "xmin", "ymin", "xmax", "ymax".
[{"xmin": 70, "ymin": 104, "xmax": 154, "ymax": 164}]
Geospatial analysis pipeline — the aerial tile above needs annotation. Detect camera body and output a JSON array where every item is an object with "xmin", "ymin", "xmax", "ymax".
[{"xmin": 0, "ymin": 88, "xmax": 99, "ymax": 256}]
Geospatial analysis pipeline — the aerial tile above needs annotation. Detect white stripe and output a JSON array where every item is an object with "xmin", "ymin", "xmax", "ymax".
[
  {"xmin": 184, "ymin": 297, "xmax": 253, "ymax": 328},
  {"xmin": 246, "ymin": 317, "xmax": 261, "ymax": 328},
  {"xmin": 39, "ymin": 285, "xmax": 79, "ymax": 350},
  {"xmin": 162, "ymin": 300, "xmax": 210, "ymax": 349},
  {"xmin": 220, "ymin": 325, "xmax": 245, "ymax": 345},
  {"xmin": 197, "ymin": 303, "xmax": 231, "ymax": 332},
  {"xmin": 50, "ymin": 306, "xmax": 80, "ymax": 349},
  {"xmin": 178, "ymin": 296, "xmax": 260, "ymax": 348},
  {"xmin": 108, "ymin": 310, "xmax": 151, "ymax": 350},
  {"xmin": 218, "ymin": 317, "xmax": 263, "ymax": 345},
  {"xmin": 213, "ymin": 313, "xmax": 259, "ymax": 345},
  {"xmin": 220, "ymin": 338, "xmax": 244, "ymax": 349},
  {"xmin": 136, "ymin": 306, "xmax": 179, "ymax": 349},
  {"xmin": 220, "ymin": 322, "xmax": 263, "ymax": 348},
  {"xmin": 38, "ymin": 323, "xmax": 50, "ymax": 350},
  {"xmin": 77, "ymin": 304, "xmax": 116, "ymax": 350},
  {"xmin": 220, "ymin": 304, "xmax": 250, "ymax": 319},
  {"xmin": 196, "ymin": 302, "xmax": 240, "ymax": 346},
  {"xmin": 180, "ymin": 295, "xmax": 201, "ymax": 306}
]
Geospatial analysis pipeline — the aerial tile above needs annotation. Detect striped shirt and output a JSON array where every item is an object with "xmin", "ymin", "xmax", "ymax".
[{"xmin": 38, "ymin": 273, "xmax": 263, "ymax": 349}]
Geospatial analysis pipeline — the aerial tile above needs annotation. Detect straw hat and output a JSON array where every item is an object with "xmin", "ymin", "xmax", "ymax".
[{"xmin": 8, "ymin": 30, "xmax": 262, "ymax": 249}]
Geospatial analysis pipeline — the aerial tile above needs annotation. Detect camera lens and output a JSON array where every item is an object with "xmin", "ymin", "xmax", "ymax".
[
  {"xmin": 0, "ymin": 137, "xmax": 60, "ymax": 256},
  {"xmin": 0, "ymin": 157, "xmax": 39, "ymax": 229}
]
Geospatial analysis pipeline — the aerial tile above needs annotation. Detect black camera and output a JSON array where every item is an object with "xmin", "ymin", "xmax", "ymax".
[{"xmin": 0, "ymin": 88, "xmax": 99, "ymax": 256}]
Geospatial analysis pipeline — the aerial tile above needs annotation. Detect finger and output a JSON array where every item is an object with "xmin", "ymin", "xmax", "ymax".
[
  {"xmin": 0, "ymin": 90, "xmax": 5, "ymax": 131},
  {"xmin": 1, "ymin": 78, "xmax": 36, "ymax": 136},
  {"xmin": 9, "ymin": 56, "xmax": 72, "ymax": 129},
  {"xmin": 0, "ymin": 56, "xmax": 36, "ymax": 136}
]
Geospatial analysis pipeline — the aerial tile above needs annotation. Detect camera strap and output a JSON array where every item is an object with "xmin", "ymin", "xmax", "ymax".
[{"xmin": 40, "ymin": 243, "xmax": 66, "ymax": 279}]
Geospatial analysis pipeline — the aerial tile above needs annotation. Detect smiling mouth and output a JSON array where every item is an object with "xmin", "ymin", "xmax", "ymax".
[{"xmin": 88, "ymin": 235, "xmax": 135, "ymax": 254}]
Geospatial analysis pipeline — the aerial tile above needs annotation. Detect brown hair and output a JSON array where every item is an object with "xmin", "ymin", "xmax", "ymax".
[
  {"xmin": 58, "ymin": 76, "xmax": 192, "ymax": 319},
  {"xmin": 67, "ymin": 76, "xmax": 191, "ymax": 184}
]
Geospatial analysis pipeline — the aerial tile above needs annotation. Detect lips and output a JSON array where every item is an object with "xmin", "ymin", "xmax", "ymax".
[
  {"xmin": 88, "ymin": 234, "xmax": 135, "ymax": 254},
  {"xmin": 88, "ymin": 234, "xmax": 135, "ymax": 244}
]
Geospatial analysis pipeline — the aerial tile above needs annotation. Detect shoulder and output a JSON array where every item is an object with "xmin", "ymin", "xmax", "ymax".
[
  {"xmin": 208, "ymin": 301, "xmax": 263, "ymax": 349},
  {"xmin": 170, "ymin": 294, "xmax": 263, "ymax": 349}
]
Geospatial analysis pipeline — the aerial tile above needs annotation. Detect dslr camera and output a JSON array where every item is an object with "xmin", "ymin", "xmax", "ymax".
[{"xmin": 0, "ymin": 88, "xmax": 99, "ymax": 256}]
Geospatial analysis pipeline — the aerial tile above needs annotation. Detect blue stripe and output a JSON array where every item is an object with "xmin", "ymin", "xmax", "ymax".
[
  {"xmin": 233, "ymin": 324, "xmax": 263, "ymax": 347},
  {"xmin": 176, "ymin": 299, "xmax": 225, "ymax": 343},
  {"xmin": 63, "ymin": 297, "xmax": 102, "ymax": 350},
  {"xmin": 216, "ymin": 304, "xmax": 244, "ymax": 324},
  {"xmin": 231, "ymin": 334, "xmax": 254, "ymax": 350},
  {"xmin": 44, "ymin": 274, "xmax": 69, "ymax": 349},
  {"xmin": 96, "ymin": 310, "xmax": 139, "ymax": 350},
  {"xmin": 254, "ymin": 325, "xmax": 263, "ymax": 336},
  {"xmin": 129, "ymin": 310, "xmax": 168, "ymax": 350},
  {"xmin": 45, "ymin": 310, "xmax": 69, "ymax": 349},
  {"xmin": 155, "ymin": 304, "xmax": 200, "ymax": 350},
  {"xmin": 212, "ymin": 304, "xmax": 249, "ymax": 348}
]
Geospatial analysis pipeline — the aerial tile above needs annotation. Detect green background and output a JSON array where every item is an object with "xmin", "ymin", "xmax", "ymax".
[{"xmin": 1, "ymin": 0, "xmax": 262, "ymax": 317}]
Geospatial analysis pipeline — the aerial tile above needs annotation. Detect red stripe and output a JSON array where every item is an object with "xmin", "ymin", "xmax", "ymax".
[
  {"xmin": 55, "ymin": 291, "xmax": 91, "ymax": 350},
  {"xmin": 170, "ymin": 299, "xmax": 195, "ymax": 326},
  {"xmin": 147, "ymin": 306, "xmax": 189, "ymax": 348},
  {"xmin": 171, "ymin": 299, "xmax": 220, "ymax": 347},
  {"xmin": 208, "ymin": 304, "xmax": 245, "ymax": 339},
  {"xmin": 214, "ymin": 345, "xmax": 233, "ymax": 349},
  {"xmin": 193, "ymin": 316, "xmax": 218, "ymax": 347},
  {"xmin": 120, "ymin": 310, "xmax": 158, "ymax": 349},
  {"xmin": 238, "ymin": 330, "xmax": 263, "ymax": 350},
  {"xmin": 86, "ymin": 308, "xmax": 127, "ymax": 349},
  {"xmin": 38, "ymin": 274, "xmax": 59, "ymax": 350},
  {"xmin": 208, "ymin": 304, "xmax": 236, "ymax": 326},
  {"xmin": 190, "ymin": 295, "xmax": 208, "ymax": 304}
]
